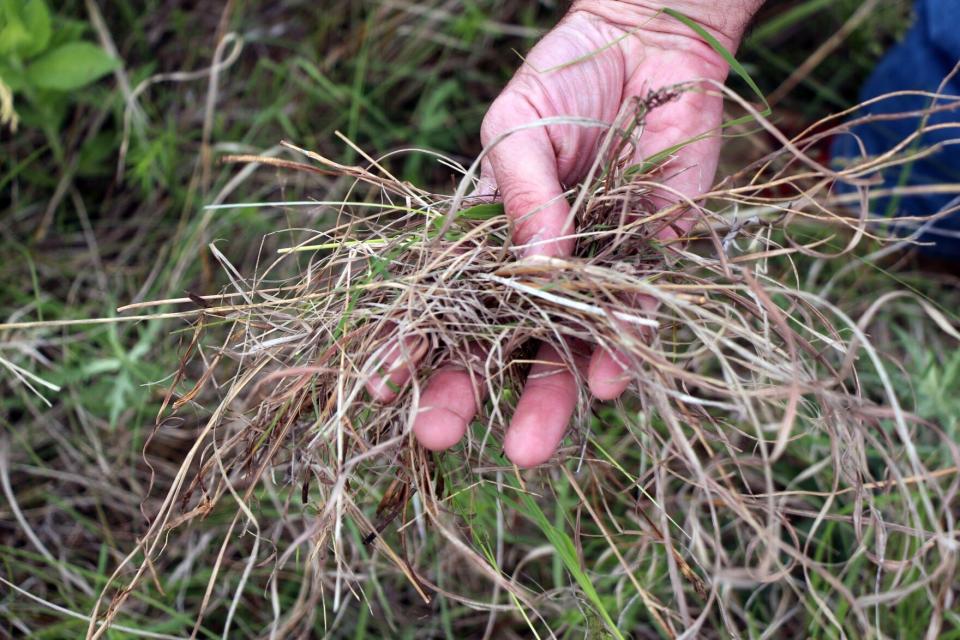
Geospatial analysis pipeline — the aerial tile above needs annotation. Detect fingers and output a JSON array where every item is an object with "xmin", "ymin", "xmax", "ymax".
[
  {"xmin": 643, "ymin": 135, "xmax": 718, "ymax": 243},
  {"xmin": 587, "ymin": 292, "xmax": 657, "ymax": 400},
  {"xmin": 476, "ymin": 157, "xmax": 498, "ymax": 200},
  {"xmin": 504, "ymin": 343, "xmax": 588, "ymax": 468},
  {"xmin": 587, "ymin": 347, "xmax": 632, "ymax": 401},
  {"xmin": 576, "ymin": 91, "xmax": 725, "ymax": 404},
  {"xmin": 632, "ymin": 88, "xmax": 725, "ymax": 241},
  {"xmin": 413, "ymin": 345, "xmax": 487, "ymax": 451},
  {"xmin": 480, "ymin": 95, "xmax": 573, "ymax": 258},
  {"xmin": 410, "ymin": 337, "xmax": 637, "ymax": 462},
  {"xmin": 375, "ymin": 333, "xmax": 637, "ymax": 463},
  {"xmin": 364, "ymin": 335, "xmax": 429, "ymax": 402},
  {"xmin": 577, "ymin": 87, "xmax": 724, "ymax": 406},
  {"xmin": 412, "ymin": 368, "xmax": 477, "ymax": 450},
  {"xmin": 366, "ymin": 334, "xmax": 486, "ymax": 453}
]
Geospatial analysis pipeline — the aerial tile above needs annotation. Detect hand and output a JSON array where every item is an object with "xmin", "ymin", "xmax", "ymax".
[{"xmin": 372, "ymin": 1, "xmax": 761, "ymax": 467}]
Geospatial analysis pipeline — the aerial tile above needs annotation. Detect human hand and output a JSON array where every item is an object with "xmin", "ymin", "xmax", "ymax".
[{"xmin": 372, "ymin": 0, "xmax": 762, "ymax": 467}]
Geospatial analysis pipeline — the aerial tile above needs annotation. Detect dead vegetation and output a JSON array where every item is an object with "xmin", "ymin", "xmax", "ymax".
[{"xmin": 67, "ymin": 83, "xmax": 960, "ymax": 638}]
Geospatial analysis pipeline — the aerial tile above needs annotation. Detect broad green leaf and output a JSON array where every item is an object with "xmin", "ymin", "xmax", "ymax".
[
  {"xmin": 0, "ymin": 0, "xmax": 17, "ymax": 19},
  {"xmin": 21, "ymin": 0, "xmax": 51, "ymax": 58},
  {"xmin": 48, "ymin": 17, "xmax": 86, "ymax": 48},
  {"xmin": 0, "ymin": 59, "xmax": 25, "ymax": 90},
  {"xmin": 0, "ymin": 20, "xmax": 29, "ymax": 56},
  {"xmin": 26, "ymin": 41, "xmax": 118, "ymax": 91}
]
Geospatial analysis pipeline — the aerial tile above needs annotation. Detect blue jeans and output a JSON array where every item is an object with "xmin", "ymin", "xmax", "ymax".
[{"xmin": 830, "ymin": 0, "xmax": 960, "ymax": 257}]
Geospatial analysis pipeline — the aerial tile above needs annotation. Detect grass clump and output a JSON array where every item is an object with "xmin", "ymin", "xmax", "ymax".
[
  {"xmin": 2, "ymin": 2, "xmax": 959, "ymax": 638},
  {"xmin": 74, "ymin": 85, "xmax": 960, "ymax": 639}
]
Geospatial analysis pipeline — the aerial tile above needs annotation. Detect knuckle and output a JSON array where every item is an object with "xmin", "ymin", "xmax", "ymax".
[
  {"xmin": 480, "ymin": 95, "xmax": 517, "ymax": 147},
  {"xmin": 528, "ymin": 370, "xmax": 574, "ymax": 396},
  {"xmin": 481, "ymin": 91, "xmax": 539, "ymax": 147},
  {"xmin": 502, "ymin": 186, "xmax": 545, "ymax": 221}
]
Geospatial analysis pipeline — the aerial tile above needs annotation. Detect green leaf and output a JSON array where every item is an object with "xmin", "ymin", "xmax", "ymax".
[
  {"xmin": 48, "ymin": 18, "xmax": 87, "ymax": 48},
  {"xmin": 26, "ymin": 41, "xmax": 118, "ymax": 91},
  {"xmin": 0, "ymin": 20, "xmax": 29, "ymax": 56},
  {"xmin": 0, "ymin": 0, "xmax": 49, "ymax": 57},
  {"xmin": 511, "ymin": 488, "xmax": 626, "ymax": 640},
  {"xmin": 20, "ymin": 0, "xmax": 51, "ymax": 58},
  {"xmin": 457, "ymin": 202, "xmax": 504, "ymax": 220},
  {"xmin": 0, "ymin": 59, "xmax": 25, "ymax": 91}
]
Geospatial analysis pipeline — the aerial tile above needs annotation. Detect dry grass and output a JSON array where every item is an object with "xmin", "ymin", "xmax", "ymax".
[{"xmin": 46, "ymin": 83, "xmax": 960, "ymax": 638}]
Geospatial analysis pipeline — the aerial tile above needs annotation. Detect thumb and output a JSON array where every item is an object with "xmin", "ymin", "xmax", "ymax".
[{"xmin": 481, "ymin": 95, "xmax": 573, "ymax": 258}]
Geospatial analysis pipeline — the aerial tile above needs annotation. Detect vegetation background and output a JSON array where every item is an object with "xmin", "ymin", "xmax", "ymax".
[{"xmin": 2, "ymin": 0, "xmax": 959, "ymax": 638}]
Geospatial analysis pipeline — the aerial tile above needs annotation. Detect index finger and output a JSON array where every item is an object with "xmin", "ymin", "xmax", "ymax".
[{"xmin": 481, "ymin": 94, "xmax": 573, "ymax": 258}]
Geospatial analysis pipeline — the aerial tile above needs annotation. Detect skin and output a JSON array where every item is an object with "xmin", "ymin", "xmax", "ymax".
[{"xmin": 371, "ymin": 0, "xmax": 764, "ymax": 467}]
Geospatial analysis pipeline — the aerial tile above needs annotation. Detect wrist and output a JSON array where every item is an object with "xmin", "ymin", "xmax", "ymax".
[{"xmin": 570, "ymin": 0, "xmax": 763, "ymax": 53}]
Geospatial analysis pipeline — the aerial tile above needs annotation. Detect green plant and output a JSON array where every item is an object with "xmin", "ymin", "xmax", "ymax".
[
  {"xmin": 0, "ymin": 0, "xmax": 116, "ymax": 152},
  {"xmin": 2, "ymin": 2, "xmax": 958, "ymax": 638}
]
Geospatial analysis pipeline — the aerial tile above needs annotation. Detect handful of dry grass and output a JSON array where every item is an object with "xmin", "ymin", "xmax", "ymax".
[{"xmin": 89, "ymin": 89, "xmax": 960, "ymax": 638}]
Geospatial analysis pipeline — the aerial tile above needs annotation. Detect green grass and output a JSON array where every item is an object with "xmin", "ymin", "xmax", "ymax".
[{"xmin": 2, "ymin": 1, "xmax": 957, "ymax": 638}]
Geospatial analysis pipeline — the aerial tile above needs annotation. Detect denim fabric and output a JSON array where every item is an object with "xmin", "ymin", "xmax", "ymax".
[{"xmin": 830, "ymin": 0, "xmax": 960, "ymax": 257}]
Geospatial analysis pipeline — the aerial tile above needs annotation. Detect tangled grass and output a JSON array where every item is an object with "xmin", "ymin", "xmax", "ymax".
[{"xmin": 64, "ymin": 84, "xmax": 960, "ymax": 638}]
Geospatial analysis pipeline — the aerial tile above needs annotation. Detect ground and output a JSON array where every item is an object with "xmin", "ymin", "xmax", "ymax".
[{"xmin": 2, "ymin": 1, "xmax": 959, "ymax": 638}]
